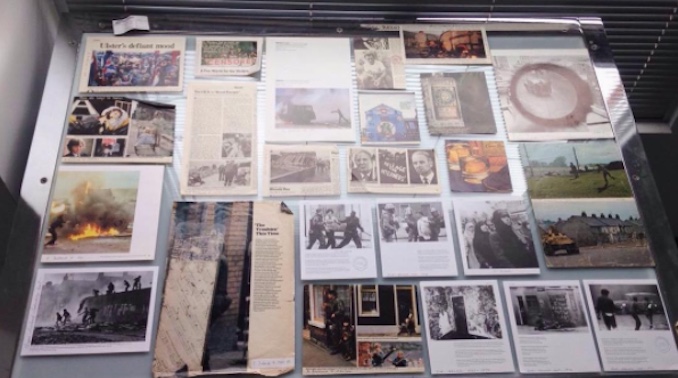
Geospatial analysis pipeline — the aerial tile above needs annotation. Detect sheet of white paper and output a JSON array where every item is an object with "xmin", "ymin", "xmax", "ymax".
[
  {"xmin": 376, "ymin": 199, "xmax": 457, "ymax": 278},
  {"xmin": 503, "ymin": 280, "xmax": 601, "ymax": 374},
  {"xmin": 583, "ymin": 279, "xmax": 678, "ymax": 372},
  {"xmin": 265, "ymin": 37, "xmax": 357, "ymax": 142},
  {"xmin": 299, "ymin": 201, "xmax": 377, "ymax": 280},
  {"xmin": 420, "ymin": 280, "xmax": 515, "ymax": 374}
]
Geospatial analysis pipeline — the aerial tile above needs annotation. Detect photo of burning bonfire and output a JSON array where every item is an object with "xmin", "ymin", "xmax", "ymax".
[{"xmin": 44, "ymin": 170, "xmax": 139, "ymax": 254}]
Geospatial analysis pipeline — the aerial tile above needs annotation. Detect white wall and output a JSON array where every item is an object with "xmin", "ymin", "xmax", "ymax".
[{"xmin": 0, "ymin": 0, "xmax": 59, "ymax": 199}]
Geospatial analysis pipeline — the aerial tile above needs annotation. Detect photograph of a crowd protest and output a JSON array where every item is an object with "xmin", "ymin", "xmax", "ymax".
[
  {"xmin": 22, "ymin": 267, "xmax": 157, "ymax": 356},
  {"xmin": 455, "ymin": 199, "xmax": 539, "ymax": 274},
  {"xmin": 588, "ymin": 283, "xmax": 668, "ymax": 332},
  {"xmin": 303, "ymin": 203, "xmax": 372, "ymax": 250},
  {"xmin": 521, "ymin": 141, "xmax": 632, "ymax": 199},
  {"xmin": 80, "ymin": 36, "xmax": 185, "ymax": 92},
  {"xmin": 532, "ymin": 198, "xmax": 654, "ymax": 268},
  {"xmin": 401, "ymin": 26, "xmax": 490, "ymax": 64},
  {"xmin": 187, "ymin": 161, "xmax": 252, "ymax": 188},
  {"xmin": 302, "ymin": 284, "xmax": 424, "ymax": 374},
  {"xmin": 446, "ymin": 140, "xmax": 512, "ymax": 192},
  {"xmin": 507, "ymin": 284, "xmax": 590, "ymax": 335},
  {"xmin": 270, "ymin": 150, "xmax": 331, "ymax": 184},
  {"xmin": 44, "ymin": 170, "xmax": 139, "ymax": 255},
  {"xmin": 423, "ymin": 285, "xmax": 503, "ymax": 340},
  {"xmin": 378, "ymin": 202, "xmax": 447, "ymax": 243},
  {"xmin": 275, "ymin": 88, "xmax": 352, "ymax": 129}
]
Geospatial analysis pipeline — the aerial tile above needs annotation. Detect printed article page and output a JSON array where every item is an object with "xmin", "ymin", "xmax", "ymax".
[
  {"xmin": 265, "ymin": 37, "xmax": 357, "ymax": 142},
  {"xmin": 376, "ymin": 199, "xmax": 457, "ymax": 277},
  {"xmin": 352, "ymin": 37, "xmax": 406, "ymax": 90},
  {"xmin": 299, "ymin": 201, "xmax": 378, "ymax": 280},
  {"xmin": 584, "ymin": 279, "xmax": 678, "ymax": 372},
  {"xmin": 503, "ymin": 280, "xmax": 601, "ymax": 374},
  {"xmin": 181, "ymin": 81, "xmax": 258, "ymax": 196},
  {"xmin": 195, "ymin": 37, "xmax": 263, "ymax": 76},
  {"xmin": 420, "ymin": 280, "xmax": 515, "ymax": 374},
  {"xmin": 264, "ymin": 145, "xmax": 340, "ymax": 197}
]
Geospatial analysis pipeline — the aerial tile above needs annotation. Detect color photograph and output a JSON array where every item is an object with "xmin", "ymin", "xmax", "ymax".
[
  {"xmin": 446, "ymin": 140, "xmax": 512, "ymax": 193},
  {"xmin": 521, "ymin": 141, "xmax": 632, "ymax": 198},
  {"xmin": 358, "ymin": 91, "xmax": 420, "ymax": 144},
  {"xmin": 401, "ymin": 26, "xmax": 491, "ymax": 64}
]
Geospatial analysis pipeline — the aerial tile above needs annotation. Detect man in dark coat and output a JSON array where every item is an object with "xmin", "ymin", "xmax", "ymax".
[
  {"xmin": 595, "ymin": 288, "xmax": 617, "ymax": 330},
  {"xmin": 335, "ymin": 211, "xmax": 365, "ymax": 248}
]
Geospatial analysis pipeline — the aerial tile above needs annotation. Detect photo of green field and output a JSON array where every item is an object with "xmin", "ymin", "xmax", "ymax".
[{"xmin": 521, "ymin": 141, "xmax": 633, "ymax": 199}]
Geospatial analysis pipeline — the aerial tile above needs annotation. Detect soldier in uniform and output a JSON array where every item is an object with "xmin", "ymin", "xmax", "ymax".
[
  {"xmin": 380, "ymin": 204, "xmax": 399, "ymax": 242},
  {"xmin": 307, "ymin": 209, "xmax": 327, "ymax": 249},
  {"xmin": 335, "ymin": 211, "xmax": 365, "ymax": 249}
]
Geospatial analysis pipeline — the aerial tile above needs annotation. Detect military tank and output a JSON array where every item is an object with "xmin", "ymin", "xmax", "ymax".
[{"xmin": 542, "ymin": 229, "xmax": 580, "ymax": 256}]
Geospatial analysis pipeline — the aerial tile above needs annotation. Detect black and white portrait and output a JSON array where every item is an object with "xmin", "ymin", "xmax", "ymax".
[
  {"xmin": 349, "ymin": 148, "xmax": 377, "ymax": 183},
  {"xmin": 408, "ymin": 149, "xmax": 438, "ymax": 185}
]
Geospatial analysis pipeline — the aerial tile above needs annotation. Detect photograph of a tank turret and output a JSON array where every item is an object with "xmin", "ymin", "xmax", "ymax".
[
  {"xmin": 532, "ymin": 198, "xmax": 654, "ymax": 268},
  {"xmin": 275, "ymin": 88, "xmax": 351, "ymax": 129},
  {"xmin": 22, "ymin": 267, "xmax": 158, "ymax": 356}
]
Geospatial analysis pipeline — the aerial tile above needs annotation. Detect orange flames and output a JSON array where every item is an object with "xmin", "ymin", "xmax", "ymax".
[{"xmin": 68, "ymin": 223, "xmax": 120, "ymax": 241}]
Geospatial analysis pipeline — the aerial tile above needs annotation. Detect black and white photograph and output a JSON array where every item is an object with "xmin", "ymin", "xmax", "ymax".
[
  {"xmin": 21, "ymin": 267, "xmax": 158, "ymax": 356},
  {"xmin": 401, "ymin": 26, "xmax": 491, "ymax": 65},
  {"xmin": 275, "ymin": 88, "xmax": 351, "ymax": 129},
  {"xmin": 508, "ymin": 284, "xmax": 589, "ymax": 335},
  {"xmin": 407, "ymin": 149, "xmax": 438, "ymax": 185},
  {"xmin": 222, "ymin": 133, "xmax": 252, "ymax": 158},
  {"xmin": 532, "ymin": 198, "xmax": 654, "ymax": 268},
  {"xmin": 588, "ymin": 283, "xmax": 668, "ymax": 332},
  {"xmin": 421, "ymin": 72, "xmax": 497, "ymax": 135},
  {"xmin": 454, "ymin": 199, "xmax": 539, "ymax": 275},
  {"xmin": 358, "ymin": 91, "xmax": 420, "ymax": 144},
  {"xmin": 303, "ymin": 203, "xmax": 372, "ymax": 250},
  {"xmin": 187, "ymin": 160, "xmax": 252, "ymax": 188},
  {"xmin": 378, "ymin": 202, "xmax": 447, "ymax": 243},
  {"xmin": 126, "ymin": 101, "xmax": 175, "ymax": 159},
  {"xmin": 349, "ymin": 148, "xmax": 377, "ymax": 183},
  {"xmin": 353, "ymin": 37, "xmax": 406, "ymax": 90},
  {"xmin": 378, "ymin": 148, "xmax": 408, "ymax": 185},
  {"xmin": 270, "ymin": 151, "xmax": 331, "ymax": 184},
  {"xmin": 423, "ymin": 285, "xmax": 502, "ymax": 340},
  {"xmin": 493, "ymin": 48, "xmax": 613, "ymax": 141}
]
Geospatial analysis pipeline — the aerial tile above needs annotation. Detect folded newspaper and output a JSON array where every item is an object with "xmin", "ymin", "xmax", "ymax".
[{"xmin": 153, "ymin": 201, "xmax": 295, "ymax": 377}]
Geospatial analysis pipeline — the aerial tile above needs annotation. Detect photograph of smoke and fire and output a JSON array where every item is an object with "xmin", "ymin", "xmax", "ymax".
[
  {"xmin": 43, "ymin": 169, "xmax": 139, "ymax": 256},
  {"xmin": 22, "ymin": 267, "xmax": 158, "ymax": 356}
]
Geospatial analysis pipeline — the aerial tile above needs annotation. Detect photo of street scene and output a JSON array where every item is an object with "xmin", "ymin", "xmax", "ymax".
[
  {"xmin": 303, "ymin": 204, "xmax": 372, "ymax": 250},
  {"xmin": 275, "ymin": 88, "xmax": 351, "ymax": 129},
  {"xmin": 270, "ymin": 150, "xmax": 331, "ymax": 184},
  {"xmin": 532, "ymin": 198, "xmax": 654, "ymax": 268},
  {"xmin": 508, "ymin": 285, "xmax": 590, "ymax": 335},
  {"xmin": 378, "ymin": 202, "xmax": 447, "ymax": 243},
  {"xmin": 424, "ymin": 285, "xmax": 502, "ymax": 340},
  {"xmin": 187, "ymin": 161, "xmax": 251, "ymax": 188},
  {"xmin": 401, "ymin": 27, "xmax": 488, "ymax": 62},
  {"xmin": 521, "ymin": 141, "xmax": 632, "ymax": 198},
  {"xmin": 44, "ymin": 170, "xmax": 139, "ymax": 255},
  {"xmin": 588, "ymin": 283, "xmax": 669, "ymax": 331},
  {"xmin": 24, "ymin": 268, "xmax": 157, "ymax": 355}
]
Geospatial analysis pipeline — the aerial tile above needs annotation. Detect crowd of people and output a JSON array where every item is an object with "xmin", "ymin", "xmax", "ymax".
[
  {"xmin": 88, "ymin": 51, "xmax": 181, "ymax": 88},
  {"xmin": 379, "ymin": 204, "xmax": 445, "ymax": 242},
  {"xmin": 460, "ymin": 209, "xmax": 538, "ymax": 269},
  {"xmin": 307, "ymin": 208, "xmax": 366, "ymax": 249}
]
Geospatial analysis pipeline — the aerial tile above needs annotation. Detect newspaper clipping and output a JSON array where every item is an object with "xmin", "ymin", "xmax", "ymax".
[
  {"xmin": 21, "ymin": 266, "xmax": 159, "ymax": 356},
  {"xmin": 348, "ymin": 147, "xmax": 441, "ymax": 194},
  {"xmin": 583, "ymin": 279, "xmax": 678, "ymax": 372},
  {"xmin": 303, "ymin": 284, "xmax": 425, "ymax": 375},
  {"xmin": 181, "ymin": 82, "xmax": 257, "ymax": 196},
  {"xmin": 79, "ymin": 36, "xmax": 185, "ymax": 93},
  {"xmin": 376, "ymin": 200, "xmax": 458, "ymax": 277},
  {"xmin": 421, "ymin": 72, "xmax": 497, "ymax": 135},
  {"xmin": 41, "ymin": 165, "xmax": 164, "ymax": 263},
  {"xmin": 453, "ymin": 198, "xmax": 540, "ymax": 276},
  {"xmin": 420, "ymin": 281, "xmax": 515, "ymax": 374},
  {"xmin": 195, "ymin": 37, "xmax": 263, "ymax": 76},
  {"xmin": 300, "ymin": 201, "xmax": 377, "ymax": 280},
  {"xmin": 153, "ymin": 201, "xmax": 295, "ymax": 377},
  {"xmin": 503, "ymin": 281, "xmax": 601, "ymax": 374},
  {"xmin": 493, "ymin": 48, "xmax": 613, "ymax": 141},
  {"xmin": 400, "ymin": 25, "xmax": 491, "ymax": 65},
  {"xmin": 353, "ymin": 37, "xmax": 406, "ymax": 90},
  {"xmin": 63, "ymin": 97, "xmax": 175, "ymax": 164},
  {"xmin": 266, "ymin": 38, "xmax": 356, "ymax": 142},
  {"xmin": 446, "ymin": 140, "xmax": 512, "ymax": 193},
  {"xmin": 264, "ymin": 145, "xmax": 340, "ymax": 197},
  {"xmin": 358, "ymin": 91, "xmax": 420, "ymax": 145}
]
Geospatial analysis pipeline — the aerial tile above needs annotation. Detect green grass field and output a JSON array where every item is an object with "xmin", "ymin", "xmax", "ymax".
[{"xmin": 527, "ymin": 170, "xmax": 633, "ymax": 199}]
